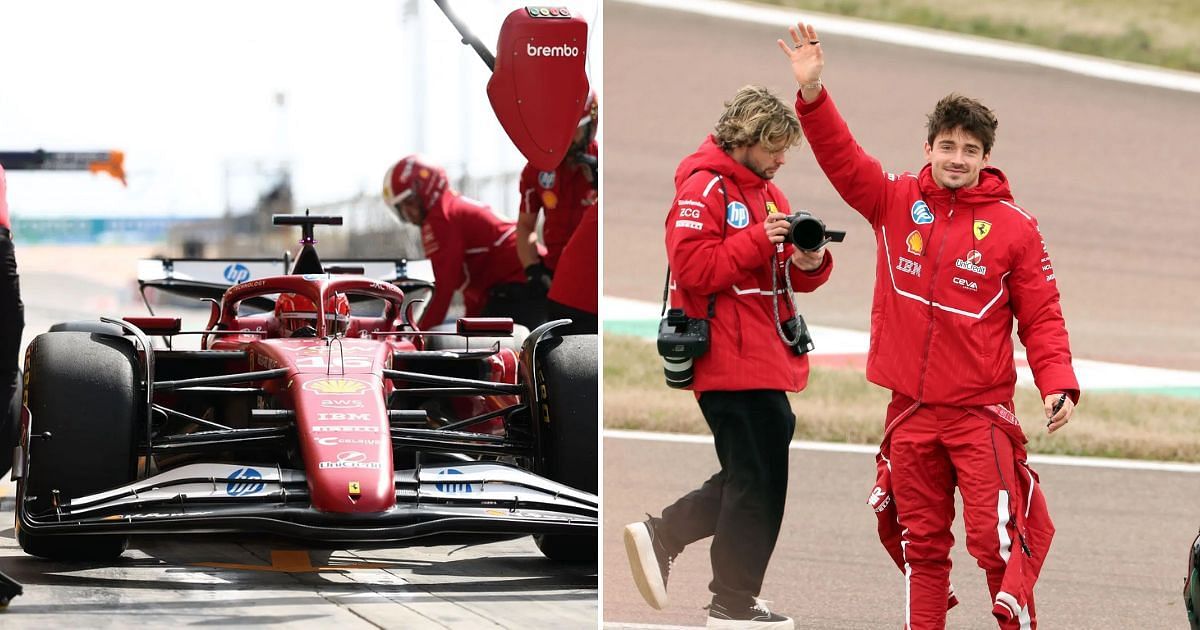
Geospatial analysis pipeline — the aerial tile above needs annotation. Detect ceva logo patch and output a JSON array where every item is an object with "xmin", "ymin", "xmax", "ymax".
[
  {"xmin": 226, "ymin": 467, "xmax": 265, "ymax": 496},
  {"xmin": 726, "ymin": 201, "xmax": 750, "ymax": 229},
  {"xmin": 223, "ymin": 263, "xmax": 251, "ymax": 284},
  {"xmin": 911, "ymin": 200, "xmax": 934, "ymax": 225}
]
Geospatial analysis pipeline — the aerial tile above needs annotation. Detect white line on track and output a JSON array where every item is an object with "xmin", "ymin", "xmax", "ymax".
[
  {"xmin": 615, "ymin": 0, "xmax": 1200, "ymax": 94},
  {"xmin": 606, "ymin": 429, "xmax": 1200, "ymax": 474},
  {"xmin": 604, "ymin": 619, "xmax": 705, "ymax": 624}
]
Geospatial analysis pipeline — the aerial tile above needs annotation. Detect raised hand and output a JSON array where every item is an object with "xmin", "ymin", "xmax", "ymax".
[{"xmin": 776, "ymin": 22, "xmax": 824, "ymax": 95}]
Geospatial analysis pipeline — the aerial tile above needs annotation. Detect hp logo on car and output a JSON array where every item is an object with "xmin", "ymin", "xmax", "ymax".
[
  {"xmin": 223, "ymin": 263, "xmax": 251, "ymax": 284},
  {"xmin": 226, "ymin": 467, "xmax": 265, "ymax": 496},
  {"xmin": 435, "ymin": 468, "xmax": 474, "ymax": 493}
]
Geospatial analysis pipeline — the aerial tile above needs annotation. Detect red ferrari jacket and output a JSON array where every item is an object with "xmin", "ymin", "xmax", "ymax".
[
  {"xmin": 797, "ymin": 89, "xmax": 1078, "ymax": 406},
  {"xmin": 547, "ymin": 204, "xmax": 597, "ymax": 314},
  {"xmin": 519, "ymin": 140, "xmax": 598, "ymax": 271},
  {"xmin": 419, "ymin": 191, "xmax": 526, "ymax": 329},
  {"xmin": 0, "ymin": 165, "xmax": 9, "ymax": 230},
  {"xmin": 666, "ymin": 136, "xmax": 833, "ymax": 393}
]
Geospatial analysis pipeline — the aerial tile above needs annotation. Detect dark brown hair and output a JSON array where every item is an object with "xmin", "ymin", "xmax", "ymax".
[{"xmin": 926, "ymin": 93, "xmax": 998, "ymax": 154}]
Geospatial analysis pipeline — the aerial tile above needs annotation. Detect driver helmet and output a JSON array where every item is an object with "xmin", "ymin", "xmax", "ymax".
[
  {"xmin": 381, "ymin": 155, "xmax": 448, "ymax": 224},
  {"xmin": 275, "ymin": 293, "xmax": 350, "ymax": 337}
]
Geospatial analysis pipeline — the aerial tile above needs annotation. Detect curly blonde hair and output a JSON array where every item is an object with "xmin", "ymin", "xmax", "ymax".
[{"xmin": 714, "ymin": 85, "xmax": 801, "ymax": 153}]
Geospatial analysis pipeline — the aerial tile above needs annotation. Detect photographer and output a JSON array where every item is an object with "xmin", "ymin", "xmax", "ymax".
[{"xmin": 623, "ymin": 85, "xmax": 832, "ymax": 629}]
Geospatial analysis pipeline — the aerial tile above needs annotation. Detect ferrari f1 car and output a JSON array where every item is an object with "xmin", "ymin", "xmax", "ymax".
[{"xmin": 13, "ymin": 214, "xmax": 597, "ymax": 562}]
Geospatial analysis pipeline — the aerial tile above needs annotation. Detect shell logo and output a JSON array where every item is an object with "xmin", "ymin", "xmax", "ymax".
[
  {"xmin": 541, "ymin": 190, "xmax": 558, "ymax": 210},
  {"xmin": 303, "ymin": 378, "xmax": 369, "ymax": 395},
  {"xmin": 906, "ymin": 230, "xmax": 924, "ymax": 256}
]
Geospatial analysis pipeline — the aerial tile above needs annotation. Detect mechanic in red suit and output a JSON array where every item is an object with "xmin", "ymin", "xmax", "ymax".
[
  {"xmin": 382, "ymin": 155, "xmax": 544, "ymax": 331},
  {"xmin": 0, "ymin": 165, "xmax": 23, "ymax": 440},
  {"xmin": 623, "ymin": 86, "xmax": 833, "ymax": 629},
  {"xmin": 515, "ymin": 92, "xmax": 598, "ymax": 333},
  {"xmin": 544, "ymin": 203, "xmax": 597, "ymax": 334},
  {"xmin": 780, "ymin": 23, "xmax": 1078, "ymax": 629}
]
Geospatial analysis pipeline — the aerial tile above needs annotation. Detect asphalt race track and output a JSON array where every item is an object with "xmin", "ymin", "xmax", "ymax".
[
  {"xmin": 603, "ymin": 1, "xmax": 1200, "ymax": 628},
  {"xmin": 604, "ymin": 434, "xmax": 1199, "ymax": 629},
  {"xmin": 0, "ymin": 246, "xmax": 596, "ymax": 627}
]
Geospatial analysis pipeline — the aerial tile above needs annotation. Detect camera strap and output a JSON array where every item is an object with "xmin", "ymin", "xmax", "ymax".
[
  {"xmin": 661, "ymin": 171, "xmax": 728, "ymax": 319},
  {"xmin": 700, "ymin": 173, "xmax": 806, "ymax": 350}
]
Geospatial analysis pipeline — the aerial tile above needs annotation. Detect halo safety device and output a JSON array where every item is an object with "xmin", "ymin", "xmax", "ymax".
[{"xmin": 275, "ymin": 293, "xmax": 350, "ymax": 337}]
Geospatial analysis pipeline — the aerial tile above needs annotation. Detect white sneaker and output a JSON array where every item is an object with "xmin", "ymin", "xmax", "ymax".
[{"xmin": 623, "ymin": 518, "xmax": 674, "ymax": 610}]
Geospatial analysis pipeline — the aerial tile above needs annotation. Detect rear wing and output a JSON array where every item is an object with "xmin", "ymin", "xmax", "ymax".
[{"xmin": 137, "ymin": 257, "xmax": 435, "ymax": 307}]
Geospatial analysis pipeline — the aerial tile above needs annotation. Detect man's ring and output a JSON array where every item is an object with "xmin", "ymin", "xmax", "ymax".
[
  {"xmin": 809, "ymin": 40, "xmax": 820, "ymax": 44},
  {"xmin": 794, "ymin": 42, "xmax": 804, "ymax": 48}
]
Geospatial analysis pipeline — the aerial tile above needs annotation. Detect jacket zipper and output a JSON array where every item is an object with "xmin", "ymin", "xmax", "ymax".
[{"xmin": 914, "ymin": 193, "xmax": 955, "ymax": 402}]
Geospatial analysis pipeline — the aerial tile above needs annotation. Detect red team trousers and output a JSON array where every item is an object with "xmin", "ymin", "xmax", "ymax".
[{"xmin": 886, "ymin": 396, "xmax": 1036, "ymax": 630}]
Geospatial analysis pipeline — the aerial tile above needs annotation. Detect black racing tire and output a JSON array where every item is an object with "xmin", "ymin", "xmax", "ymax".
[
  {"xmin": 47, "ymin": 320, "xmax": 126, "ymax": 335},
  {"xmin": 16, "ymin": 332, "xmax": 140, "ymax": 561},
  {"xmin": 0, "ymin": 369, "xmax": 21, "ymax": 480},
  {"xmin": 532, "ymin": 333, "xmax": 597, "ymax": 563}
]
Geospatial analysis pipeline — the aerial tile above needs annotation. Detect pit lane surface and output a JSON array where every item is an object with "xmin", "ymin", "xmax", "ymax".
[
  {"xmin": 1, "ymin": 246, "xmax": 596, "ymax": 627},
  {"xmin": 604, "ymin": 434, "xmax": 1198, "ymax": 629}
]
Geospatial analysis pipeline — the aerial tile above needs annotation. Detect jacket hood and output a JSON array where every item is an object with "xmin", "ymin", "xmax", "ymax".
[
  {"xmin": 674, "ymin": 135, "xmax": 767, "ymax": 191},
  {"xmin": 918, "ymin": 164, "xmax": 1013, "ymax": 206}
]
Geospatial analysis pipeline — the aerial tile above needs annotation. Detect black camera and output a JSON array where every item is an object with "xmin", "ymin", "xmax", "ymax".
[
  {"xmin": 785, "ymin": 211, "xmax": 846, "ymax": 252},
  {"xmin": 782, "ymin": 313, "xmax": 815, "ymax": 356},
  {"xmin": 657, "ymin": 308, "xmax": 710, "ymax": 389}
]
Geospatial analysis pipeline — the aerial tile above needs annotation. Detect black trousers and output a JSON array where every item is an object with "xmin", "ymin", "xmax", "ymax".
[
  {"xmin": 657, "ymin": 389, "xmax": 796, "ymax": 606},
  {"xmin": 546, "ymin": 298, "xmax": 597, "ymax": 335},
  {"xmin": 483, "ymin": 282, "xmax": 547, "ymax": 331},
  {"xmin": 0, "ymin": 231, "xmax": 23, "ymax": 416}
]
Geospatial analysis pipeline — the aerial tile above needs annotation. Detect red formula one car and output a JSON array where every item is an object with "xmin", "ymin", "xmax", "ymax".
[{"xmin": 13, "ymin": 214, "xmax": 597, "ymax": 562}]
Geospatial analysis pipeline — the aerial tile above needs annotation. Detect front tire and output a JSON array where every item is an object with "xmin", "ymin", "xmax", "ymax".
[
  {"xmin": 531, "ymin": 334, "xmax": 597, "ymax": 563},
  {"xmin": 16, "ymin": 331, "xmax": 140, "ymax": 560}
]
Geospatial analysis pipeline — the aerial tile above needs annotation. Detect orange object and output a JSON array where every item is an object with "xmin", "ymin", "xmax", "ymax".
[{"xmin": 89, "ymin": 150, "xmax": 127, "ymax": 186}]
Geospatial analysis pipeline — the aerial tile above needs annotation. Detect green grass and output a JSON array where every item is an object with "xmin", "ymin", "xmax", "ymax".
[
  {"xmin": 605, "ymin": 334, "xmax": 1200, "ymax": 462},
  {"xmin": 758, "ymin": 0, "xmax": 1200, "ymax": 73}
]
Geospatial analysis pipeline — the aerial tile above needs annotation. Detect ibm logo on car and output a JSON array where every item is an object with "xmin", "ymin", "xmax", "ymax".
[
  {"xmin": 226, "ymin": 467, "xmax": 265, "ymax": 496},
  {"xmin": 223, "ymin": 263, "xmax": 251, "ymax": 284},
  {"xmin": 435, "ymin": 468, "xmax": 474, "ymax": 493}
]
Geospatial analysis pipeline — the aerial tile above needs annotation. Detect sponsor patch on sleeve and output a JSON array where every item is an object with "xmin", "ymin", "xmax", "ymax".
[{"xmin": 674, "ymin": 219, "xmax": 704, "ymax": 231}]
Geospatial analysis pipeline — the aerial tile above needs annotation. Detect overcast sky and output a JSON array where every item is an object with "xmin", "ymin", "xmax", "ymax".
[{"xmin": 0, "ymin": 0, "xmax": 602, "ymax": 218}]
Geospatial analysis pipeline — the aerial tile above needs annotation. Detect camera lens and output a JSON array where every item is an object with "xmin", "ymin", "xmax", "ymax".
[
  {"xmin": 662, "ymin": 354, "xmax": 694, "ymax": 389},
  {"xmin": 786, "ymin": 213, "xmax": 826, "ymax": 251}
]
